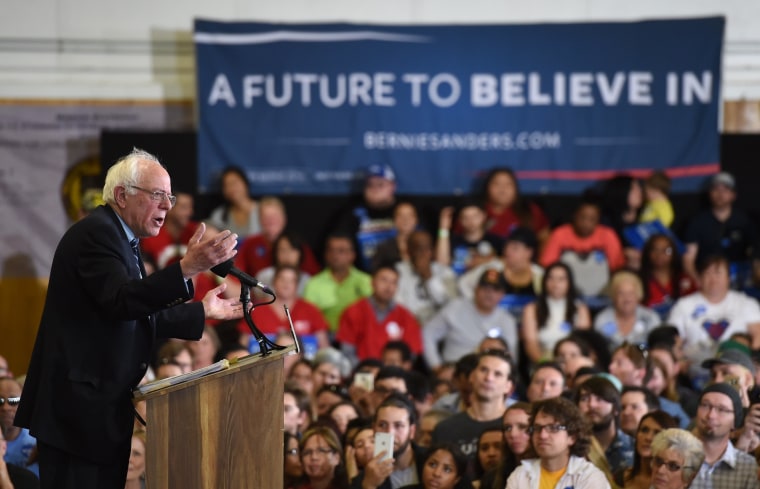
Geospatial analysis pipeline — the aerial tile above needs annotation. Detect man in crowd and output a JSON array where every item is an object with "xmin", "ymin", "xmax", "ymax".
[
  {"xmin": 14, "ymin": 148, "xmax": 244, "ymax": 489},
  {"xmin": 526, "ymin": 362, "xmax": 566, "ymax": 403},
  {"xmin": 0, "ymin": 377, "xmax": 37, "ymax": 475},
  {"xmin": 619, "ymin": 386, "xmax": 661, "ymax": 437}
]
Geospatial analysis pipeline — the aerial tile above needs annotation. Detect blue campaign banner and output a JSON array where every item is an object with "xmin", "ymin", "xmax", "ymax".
[{"xmin": 194, "ymin": 17, "xmax": 723, "ymax": 195}]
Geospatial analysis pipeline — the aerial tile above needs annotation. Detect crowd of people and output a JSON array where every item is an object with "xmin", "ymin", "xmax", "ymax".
[{"xmin": 5, "ymin": 160, "xmax": 760, "ymax": 489}]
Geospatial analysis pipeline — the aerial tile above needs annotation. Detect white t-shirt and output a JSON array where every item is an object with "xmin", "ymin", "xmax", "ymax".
[{"xmin": 668, "ymin": 290, "xmax": 760, "ymax": 366}]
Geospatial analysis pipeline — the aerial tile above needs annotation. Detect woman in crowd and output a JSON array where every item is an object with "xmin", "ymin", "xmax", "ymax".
[
  {"xmin": 481, "ymin": 167, "xmax": 550, "ymax": 248},
  {"xmin": 187, "ymin": 325, "xmax": 221, "ymax": 370},
  {"xmin": 256, "ymin": 231, "xmax": 317, "ymax": 295},
  {"xmin": 315, "ymin": 384, "xmax": 351, "ymax": 418},
  {"xmin": 552, "ymin": 335, "xmax": 596, "ymax": 388},
  {"xmin": 206, "ymin": 166, "xmax": 260, "ymax": 240},
  {"xmin": 593, "ymin": 270, "xmax": 661, "ymax": 350},
  {"xmin": 125, "ymin": 429, "xmax": 147, "ymax": 489},
  {"xmin": 616, "ymin": 411, "xmax": 678, "ymax": 489},
  {"xmin": 327, "ymin": 401, "xmax": 360, "ymax": 438},
  {"xmin": 296, "ymin": 425, "xmax": 349, "ymax": 489},
  {"xmin": 288, "ymin": 358, "xmax": 315, "ymax": 396},
  {"xmin": 372, "ymin": 201, "xmax": 420, "ymax": 269},
  {"xmin": 521, "ymin": 262, "xmax": 591, "ymax": 363},
  {"xmin": 344, "ymin": 420, "xmax": 374, "ymax": 483},
  {"xmin": 472, "ymin": 427, "xmax": 503, "ymax": 488},
  {"xmin": 401, "ymin": 442, "xmax": 473, "ymax": 489},
  {"xmin": 285, "ymin": 431, "xmax": 304, "ymax": 489},
  {"xmin": 639, "ymin": 234, "xmax": 697, "ymax": 318},
  {"xmin": 480, "ymin": 402, "xmax": 533, "ymax": 489},
  {"xmin": 648, "ymin": 428, "xmax": 704, "ymax": 489}
]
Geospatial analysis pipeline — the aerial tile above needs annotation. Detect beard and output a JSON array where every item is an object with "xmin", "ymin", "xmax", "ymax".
[
  {"xmin": 393, "ymin": 434, "xmax": 412, "ymax": 458},
  {"xmin": 589, "ymin": 411, "xmax": 615, "ymax": 432}
]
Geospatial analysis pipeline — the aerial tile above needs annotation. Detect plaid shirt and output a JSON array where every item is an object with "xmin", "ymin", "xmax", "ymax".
[{"xmin": 691, "ymin": 440, "xmax": 760, "ymax": 489}]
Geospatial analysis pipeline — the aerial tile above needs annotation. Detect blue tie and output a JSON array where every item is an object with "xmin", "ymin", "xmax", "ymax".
[{"xmin": 130, "ymin": 238, "xmax": 143, "ymax": 278}]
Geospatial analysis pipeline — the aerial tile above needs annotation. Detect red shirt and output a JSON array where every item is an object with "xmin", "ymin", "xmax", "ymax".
[
  {"xmin": 235, "ymin": 234, "xmax": 321, "ymax": 276},
  {"xmin": 485, "ymin": 202, "xmax": 549, "ymax": 239},
  {"xmin": 540, "ymin": 224, "xmax": 626, "ymax": 271},
  {"xmin": 140, "ymin": 221, "xmax": 199, "ymax": 269},
  {"xmin": 236, "ymin": 298, "xmax": 329, "ymax": 337},
  {"xmin": 336, "ymin": 298, "xmax": 422, "ymax": 361},
  {"xmin": 644, "ymin": 273, "xmax": 698, "ymax": 308}
]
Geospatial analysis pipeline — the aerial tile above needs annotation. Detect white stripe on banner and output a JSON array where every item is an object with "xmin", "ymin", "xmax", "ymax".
[{"xmin": 193, "ymin": 30, "xmax": 432, "ymax": 45}]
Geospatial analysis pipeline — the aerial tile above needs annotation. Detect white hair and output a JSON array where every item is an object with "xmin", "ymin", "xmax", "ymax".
[
  {"xmin": 102, "ymin": 148, "xmax": 163, "ymax": 205},
  {"xmin": 651, "ymin": 428, "xmax": 705, "ymax": 483}
]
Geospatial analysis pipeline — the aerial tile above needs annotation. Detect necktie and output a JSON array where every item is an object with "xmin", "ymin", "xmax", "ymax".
[{"xmin": 130, "ymin": 238, "xmax": 143, "ymax": 278}]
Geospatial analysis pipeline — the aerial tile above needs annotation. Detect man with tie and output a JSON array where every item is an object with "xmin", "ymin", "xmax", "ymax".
[{"xmin": 14, "ymin": 148, "xmax": 244, "ymax": 489}]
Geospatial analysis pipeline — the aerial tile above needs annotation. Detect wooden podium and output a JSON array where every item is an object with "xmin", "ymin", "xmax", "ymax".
[{"xmin": 134, "ymin": 346, "xmax": 293, "ymax": 489}]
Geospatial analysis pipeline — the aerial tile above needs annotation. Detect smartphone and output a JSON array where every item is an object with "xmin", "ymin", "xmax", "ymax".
[
  {"xmin": 353, "ymin": 372, "xmax": 374, "ymax": 392},
  {"xmin": 373, "ymin": 432, "xmax": 393, "ymax": 461}
]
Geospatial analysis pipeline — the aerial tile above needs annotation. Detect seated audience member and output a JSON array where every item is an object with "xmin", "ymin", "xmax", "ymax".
[
  {"xmin": 424, "ymin": 270, "xmax": 518, "ymax": 371},
  {"xmin": 402, "ymin": 442, "xmax": 473, "ymax": 489},
  {"xmin": 480, "ymin": 167, "xmax": 550, "ymax": 246},
  {"xmin": 640, "ymin": 171, "xmax": 675, "ymax": 228},
  {"xmin": 552, "ymin": 335, "xmax": 596, "ymax": 388},
  {"xmin": 234, "ymin": 196, "xmax": 320, "ymax": 278},
  {"xmin": 288, "ymin": 358, "xmax": 315, "ymax": 395},
  {"xmin": 155, "ymin": 341, "xmax": 193, "ymax": 374},
  {"xmin": 395, "ymin": 230, "xmax": 458, "ymax": 324},
  {"xmin": 473, "ymin": 428, "xmax": 502, "ymax": 486},
  {"xmin": 363, "ymin": 366, "xmax": 409, "ymax": 418},
  {"xmin": 481, "ymin": 402, "xmax": 533, "ymax": 489},
  {"xmin": 139, "ymin": 191, "xmax": 199, "ymax": 270},
  {"xmin": 0, "ymin": 430, "xmax": 39, "ymax": 488},
  {"xmin": 458, "ymin": 228, "xmax": 543, "ymax": 318},
  {"xmin": 619, "ymin": 386, "xmax": 661, "ymax": 437},
  {"xmin": 329, "ymin": 401, "xmax": 361, "ymax": 438},
  {"xmin": 206, "ymin": 166, "xmax": 260, "ymax": 240},
  {"xmin": 345, "ymin": 418, "xmax": 374, "ymax": 484},
  {"xmin": 646, "ymin": 343, "xmax": 698, "ymax": 418},
  {"xmin": 284, "ymin": 431, "xmax": 304, "ymax": 489},
  {"xmin": 435, "ymin": 202, "xmax": 504, "ymax": 276},
  {"xmin": 668, "ymin": 254, "xmax": 760, "ymax": 374},
  {"xmin": 639, "ymin": 234, "xmax": 697, "ymax": 318},
  {"xmin": 255, "ymin": 231, "xmax": 316, "ymax": 296},
  {"xmin": 417, "ymin": 410, "xmax": 453, "ymax": 449},
  {"xmin": 297, "ymin": 425, "xmax": 349, "ymax": 489},
  {"xmin": 244, "ymin": 265, "xmax": 330, "ymax": 355},
  {"xmin": 649, "ymin": 428, "xmax": 704, "ymax": 489},
  {"xmin": 154, "ymin": 360, "xmax": 183, "ymax": 380},
  {"xmin": 691, "ymin": 383, "xmax": 758, "ymax": 489},
  {"xmin": 0, "ymin": 377, "xmax": 38, "ymax": 476},
  {"xmin": 125, "ymin": 429, "xmax": 146, "ymax": 489},
  {"xmin": 333, "ymin": 164, "xmax": 399, "ymax": 272},
  {"xmin": 381, "ymin": 341, "xmax": 414, "ymax": 371},
  {"xmin": 615, "ymin": 410, "xmax": 678, "ymax": 489},
  {"xmin": 525, "ymin": 362, "xmax": 566, "ymax": 403},
  {"xmin": 432, "ymin": 354, "xmax": 480, "ymax": 415},
  {"xmin": 540, "ymin": 199, "xmax": 625, "ymax": 297},
  {"xmin": 506, "ymin": 397, "xmax": 610, "ymax": 489},
  {"xmin": 432, "ymin": 351, "xmax": 514, "ymax": 479},
  {"xmin": 337, "ymin": 265, "xmax": 422, "ymax": 366},
  {"xmin": 351, "ymin": 393, "xmax": 426, "ymax": 489},
  {"xmin": 593, "ymin": 271, "xmax": 661, "ymax": 350},
  {"xmin": 312, "ymin": 348, "xmax": 352, "ymax": 395},
  {"xmin": 284, "ymin": 383, "xmax": 313, "ymax": 438},
  {"xmin": 521, "ymin": 262, "xmax": 592, "ymax": 364},
  {"xmin": 304, "ymin": 233, "xmax": 373, "ymax": 333},
  {"xmin": 575, "ymin": 376, "xmax": 633, "ymax": 476},
  {"xmin": 187, "ymin": 325, "xmax": 221, "ymax": 370},
  {"xmin": 315, "ymin": 384, "xmax": 351, "ymax": 418},
  {"xmin": 682, "ymin": 172, "xmax": 757, "ymax": 285},
  {"xmin": 477, "ymin": 335, "xmax": 510, "ymax": 355},
  {"xmin": 371, "ymin": 201, "xmax": 420, "ymax": 270}
]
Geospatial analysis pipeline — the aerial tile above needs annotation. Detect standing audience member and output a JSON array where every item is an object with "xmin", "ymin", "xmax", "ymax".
[
  {"xmin": 372, "ymin": 201, "xmax": 420, "ymax": 270},
  {"xmin": 648, "ymin": 429, "xmax": 704, "ymax": 489},
  {"xmin": 690, "ymin": 383, "xmax": 759, "ymax": 489},
  {"xmin": 435, "ymin": 202, "xmax": 504, "ymax": 276},
  {"xmin": 402, "ymin": 443, "xmax": 473, "ymax": 489},
  {"xmin": 640, "ymin": 171, "xmax": 675, "ymax": 228},
  {"xmin": 616, "ymin": 411, "xmax": 677, "ymax": 489},
  {"xmin": 304, "ymin": 234, "xmax": 373, "ymax": 333},
  {"xmin": 423, "ymin": 269, "xmax": 518, "ymax": 371},
  {"xmin": 284, "ymin": 383, "xmax": 313, "ymax": 438},
  {"xmin": 345, "ymin": 419, "xmax": 374, "ymax": 484},
  {"xmin": 284, "ymin": 431, "xmax": 304, "ymax": 489},
  {"xmin": 206, "ymin": 166, "xmax": 260, "ymax": 240},
  {"xmin": 481, "ymin": 402, "xmax": 533, "ymax": 489},
  {"xmin": 521, "ymin": 262, "xmax": 591, "ymax": 364},
  {"xmin": 541, "ymin": 199, "xmax": 625, "ymax": 297},
  {"xmin": 297, "ymin": 425, "xmax": 349, "ymax": 489},
  {"xmin": 525, "ymin": 362, "xmax": 566, "ymax": 403},
  {"xmin": 472, "ymin": 427, "xmax": 502, "ymax": 485},
  {"xmin": 593, "ymin": 271, "xmax": 661, "ymax": 350},
  {"xmin": 15, "ymin": 148, "xmax": 244, "ymax": 489},
  {"xmin": 337, "ymin": 265, "xmax": 422, "ymax": 366},
  {"xmin": 416, "ymin": 410, "xmax": 453, "ymax": 449},
  {"xmin": 619, "ymin": 387, "xmax": 661, "ymax": 438},
  {"xmin": 506, "ymin": 397, "xmax": 610, "ymax": 489}
]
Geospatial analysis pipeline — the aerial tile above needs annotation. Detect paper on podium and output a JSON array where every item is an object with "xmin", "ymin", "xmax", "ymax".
[{"xmin": 134, "ymin": 359, "xmax": 230, "ymax": 396}]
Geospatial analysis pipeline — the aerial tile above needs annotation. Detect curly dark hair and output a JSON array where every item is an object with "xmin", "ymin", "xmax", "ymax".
[{"xmin": 531, "ymin": 397, "xmax": 592, "ymax": 458}]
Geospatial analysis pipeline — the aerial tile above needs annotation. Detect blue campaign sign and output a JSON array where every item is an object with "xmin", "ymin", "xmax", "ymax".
[{"xmin": 194, "ymin": 17, "xmax": 723, "ymax": 195}]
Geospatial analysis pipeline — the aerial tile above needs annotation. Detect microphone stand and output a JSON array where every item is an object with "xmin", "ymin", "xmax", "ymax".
[{"xmin": 239, "ymin": 284, "xmax": 286, "ymax": 356}]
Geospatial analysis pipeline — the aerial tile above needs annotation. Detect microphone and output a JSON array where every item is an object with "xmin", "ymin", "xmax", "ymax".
[{"xmin": 210, "ymin": 260, "xmax": 274, "ymax": 294}]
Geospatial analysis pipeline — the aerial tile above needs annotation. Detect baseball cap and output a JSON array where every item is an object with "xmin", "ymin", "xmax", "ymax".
[
  {"xmin": 365, "ymin": 164, "xmax": 395, "ymax": 182},
  {"xmin": 710, "ymin": 172, "xmax": 735, "ymax": 190},
  {"xmin": 701, "ymin": 348, "xmax": 756, "ymax": 375},
  {"xmin": 477, "ymin": 269, "xmax": 505, "ymax": 290}
]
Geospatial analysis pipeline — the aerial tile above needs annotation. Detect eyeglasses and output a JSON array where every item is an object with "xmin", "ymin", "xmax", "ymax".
[
  {"xmin": 285, "ymin": 448, "xmax": 299, "ymax": 456},
  {"xmin": 698, "ymin": 401, "xmax": 733, "ymax": 416},
  {"xmin": 652, "ymin": 456, "xmax": 690, "ymax": 472},
  {"xmin": 529, "ymin": 423, "xmax": 567, "ymax": 435},
  {"xmin": 503, "ymin": 423, "xmax": 530, "ymax": 433},
  {"xmin": 301, "ymin": 447, "xmax": 334, "ymax": 458},
  {"xmin": 128, "ymin": 185, "xmax": 176, "ymax": 206},
  {"xmin": 0, "ymin": 397, "xmax": 20, "ymax": 406}
]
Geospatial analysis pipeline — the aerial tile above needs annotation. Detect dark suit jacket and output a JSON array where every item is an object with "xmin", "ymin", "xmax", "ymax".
[{"xmin": 15, "ymin": 205, "xmax": 205, "ymax": 464}]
